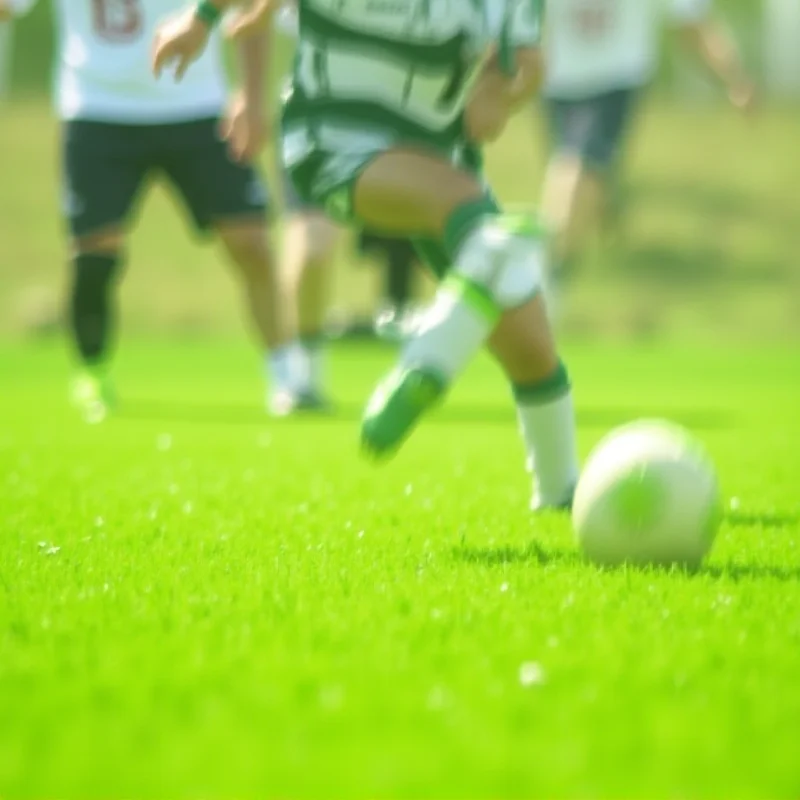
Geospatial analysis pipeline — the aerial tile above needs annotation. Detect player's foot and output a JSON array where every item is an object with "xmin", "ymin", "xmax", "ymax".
[
  {"xmin": 70, "ymin": 369, "xmax": 114, "ymax": 424},
  {"xmin": 268, "ymin": 387, "xmax": 334, "ymax": 417},
  {"xmin": 373, "ymin": 305, "xmax": 424, "ymax": 344},
  {"xmin": 361, "ymin": 366, "xmax": 447, "ymax": 459},
  {"xmin": 531, "ymin": 487, "xmax": 575, "ymax": 513}
]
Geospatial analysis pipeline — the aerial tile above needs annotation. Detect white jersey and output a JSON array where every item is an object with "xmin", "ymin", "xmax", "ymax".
[
  {"xmin": 543, "ymin": 0, "xmax": 711, "ymax": 98},
  {"xmin": 10, "ymin": 0, "xmax": 227, "ymax": 123}
]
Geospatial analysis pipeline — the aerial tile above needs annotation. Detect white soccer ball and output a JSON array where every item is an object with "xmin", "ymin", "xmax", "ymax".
[{"xmin": 572, "ymin": 420, "xmax": 721, "ymax": 568}]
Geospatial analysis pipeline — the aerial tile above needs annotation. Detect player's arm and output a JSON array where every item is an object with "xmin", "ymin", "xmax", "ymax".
[
  {"xmin": 465, "ymin": 1, "xmax": 545, "ymax": 143},
  {"xmin": 0, "ymin": 0, "xmax": 38, "ymax": 22},
  {"xmin": 221, "ymin": 8, "xmax": 273, "ymax": 161},
  {"xmin": 152, "ymin": 0, "xmax": 280, "ymax": 80},
  {"xmin": 670, "ymin": 0, "xmax": 757, "ymax": 112}
]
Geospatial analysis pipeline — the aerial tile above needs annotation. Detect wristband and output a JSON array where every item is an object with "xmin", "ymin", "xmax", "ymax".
[{"xmin": 194, "ymin": 0, "xmax": 222, "ymax": 27}]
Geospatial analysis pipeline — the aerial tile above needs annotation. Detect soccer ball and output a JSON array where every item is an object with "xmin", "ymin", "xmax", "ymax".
[{"xmin": 572, "ymin": 420, "xmax": 721, "ymax": 568}]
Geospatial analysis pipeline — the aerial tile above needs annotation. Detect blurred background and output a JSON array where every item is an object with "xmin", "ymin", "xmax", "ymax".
[{"xmin": 0, "ymin": 0, "xmax": 798, "ymax": 344}]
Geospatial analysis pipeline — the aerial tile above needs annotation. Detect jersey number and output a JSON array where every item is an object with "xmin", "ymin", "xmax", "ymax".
[{"xmin": 91, "ymin": 0, "xmax": 143, "ymax": 42}]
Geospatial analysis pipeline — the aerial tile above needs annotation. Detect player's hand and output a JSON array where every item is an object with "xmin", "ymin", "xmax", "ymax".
[
  {"xmin": 499, "ymin": 46, "xmax": 545, "ymax": 106},
  {"xmin": 220, "ymin": 92, "xmax": 271, "ymax": 163},
  {"xmin": 464, "ymin": 57, "xmax": 515, "ymax": 143},
  {"xmin": 225, "ymin": 0, "xmax": 279, "ymax": 39},
  {"xmin": 152, "ymin": 7, "xmax": 211, "ymax": 81},
  {"xmin": 465, "ymin": 46, "xmax": 543, "ymax": 143}
]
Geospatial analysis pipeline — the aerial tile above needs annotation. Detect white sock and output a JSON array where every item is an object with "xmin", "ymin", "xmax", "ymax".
[
  {"xmin": 301, "ymin": 341, "xmax": 325, "ymax": 394},
  {"xmin": 517, "ymin": 388, "xmax": 579, "ymax": 508},
  {"xmin": 400, "ymin": 283, "xmax": 494, "ymax": 381},
  {"xmin": 267, "ymin": 342, "xmax": 307, "ymax": 393}
]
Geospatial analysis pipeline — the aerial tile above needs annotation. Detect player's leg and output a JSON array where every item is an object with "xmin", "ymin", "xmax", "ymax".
[
  {"xmin": 361, "ymin": 234, "xmax": 423, "ymax": 342},
  {"xmin": 487, "ymin": 293, "xmax": 578, "ymax": 509},
  {"xmin": 539, "ymin": 96, "xmax": 600, "ymax": 284},
  {"xmin": 411, "ymin": 232, "xmax": 576, "ymax": 508},
  {"xmin": 62, "ymin": 121, "xmax": 146, "ymax": 422},
  {"xmin": 348, "ymin": 149, "xmax": 577, "ymax": 505},
  {"xmin": 595, "ymin": 89, "xmax": 638, "ymax": 240},
  {"xmin": 276, "ymin": 163, "xmax": 341, "ymax": 412},
  {"xmin": 158, "ymin": 118, "xmax": 294, "ymax": 408},
  {"xmin": 539, "ymin": 90, "xmax": 637, "ymax": 288},
  {"xmin": 214, "ymin": 217, "xmax": 286, "ymax": 345}
]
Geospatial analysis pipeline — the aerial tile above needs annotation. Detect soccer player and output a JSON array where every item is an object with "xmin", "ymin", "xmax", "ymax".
[
  {"xmin": 0, "ymin": 0, "xmax": 303, "ymax": 422},
  {"xmin": 272, "ymin": 1, "xmax": 425, "ymax": 407},
  {"xmin": 539, "ymin": 0, "xmax": 757, "ymax": 286},
  {"xmin": 152, "ymin": 0, "xmax": 579, "ymax": 510}
]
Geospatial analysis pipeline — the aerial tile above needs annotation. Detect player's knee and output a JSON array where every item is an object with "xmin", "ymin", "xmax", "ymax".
[
  {"xmin": 219, "ymin": 225, "xmax": 273, "ymax": 278},
  {"xmin": 287, "ymin": 214, "xmax": 339, "ymax": 267},
  {"xmin": 306, "ymin": 219, "xmax": 339, "ymax": 265},
  {"xmin": 453, "ymin": 218, "xmax": 545, "ymax": 310}
]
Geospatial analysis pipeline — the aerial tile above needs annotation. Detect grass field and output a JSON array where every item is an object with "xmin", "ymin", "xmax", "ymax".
[
  {"xmin": 2, "ymin": 87, "xmax": 800, "ymax": 797},
  {"xmin": 2, "ymin": 338, "xmax": 800, "ymax": 798},
  {"xmin": 2, "ymin": 100, "xmax": 800, "ymax": 340}
]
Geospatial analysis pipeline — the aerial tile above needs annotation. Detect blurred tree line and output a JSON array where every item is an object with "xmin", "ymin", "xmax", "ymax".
[{"xmin": 6, "ymin": 0, "xmax": 763, "ymax": 98}]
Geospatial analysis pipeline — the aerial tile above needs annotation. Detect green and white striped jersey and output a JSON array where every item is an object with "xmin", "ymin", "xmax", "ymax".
[{"xmin": 283, "ymin": 0, "xmax": 542, "ymax": 150}]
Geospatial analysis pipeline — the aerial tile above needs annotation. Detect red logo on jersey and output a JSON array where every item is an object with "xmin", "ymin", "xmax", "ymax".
[{"xmin": 91, "ymin": 0, "xmax": 143, "ymax": 42}]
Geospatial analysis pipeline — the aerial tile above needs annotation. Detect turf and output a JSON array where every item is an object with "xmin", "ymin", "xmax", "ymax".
[
  {"xmin": 3, "ymin": 101, "xmax": 800, "ymax": 341},
  {"xmin": 1, "ymin": 339, "xmax": 799, "ymax": 799}
]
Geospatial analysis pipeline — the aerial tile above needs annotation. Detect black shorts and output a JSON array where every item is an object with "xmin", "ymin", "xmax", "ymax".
[
  {"xmin": 544, "ymin": 87, "xmax": 638, "ymax": 172},
  {"xmin": 62, "ymin": 118, "xmax": 270, "ymax": 238}
]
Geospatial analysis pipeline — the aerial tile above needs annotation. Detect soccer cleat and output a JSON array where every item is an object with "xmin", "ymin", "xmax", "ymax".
[
  {"xmin": 361, "ymin": 366, "xmax": 447, "ymax": 459},
  {"xmin": 70, "ymin": 370, "xmax": 114, "ymax": 424},
  {"xmin": 530, "ymin": 485, "xmax": 576, "ymax": 514},
  {"xmin": 268, "ymin": 387, "xmax": 334, "ymax": 417}
]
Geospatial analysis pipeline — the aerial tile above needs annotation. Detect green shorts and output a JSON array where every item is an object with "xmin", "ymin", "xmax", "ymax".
[
  {"xmin": 62, "ymin": 118, "xmax": 270, "ymax": 238},
  {"xmin": 281, "ymin": 122, "xmax": 489, "ymax": 277}
]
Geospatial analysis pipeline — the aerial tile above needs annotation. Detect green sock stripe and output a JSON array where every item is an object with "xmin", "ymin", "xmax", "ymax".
[
  {"xmin": 442, "ymin": 274, "xmax": 501, "ymax": 325},
  {"xmin": 513, "ymin": 362, "xmax": 571, "ymax": 405},
  {"xmin": 443, "ymin": 196, "xmax": 501, "ymax": 259}
]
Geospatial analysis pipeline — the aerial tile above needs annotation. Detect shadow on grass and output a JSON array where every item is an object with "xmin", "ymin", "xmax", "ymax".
[
  {"xmin": 116, "ymin": 399, "xmax": 362, "ymax": 426},
  {"xmin": 453, "ymin": 542, "xmax": 579, "ymax": 568},
  {"xmin": 116, "ymin": 398, "xmax": 736, "ymax": 431},
  {"xmin": 455, "ymin": 542, "xmax": 800, "ymax": 583},
  {"xmin": 703, "ymin": 561, "xmax": 800, "ymax": 583},
  {"xmin": 725, "ymin": 510, "xmax": 800, "ymax": 531}
]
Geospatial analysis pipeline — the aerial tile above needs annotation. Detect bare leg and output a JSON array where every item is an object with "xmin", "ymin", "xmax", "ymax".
[
  {"xmin": 352, "ymin": 149, "xmax": 578, "ymax": 505},
  {"xmin": 281, "ymin": 212, "xmax": 340, "ymax": 398},
  {"xmin": 214, "ymin": 219, "xmax": 300, "ymax": 407}
]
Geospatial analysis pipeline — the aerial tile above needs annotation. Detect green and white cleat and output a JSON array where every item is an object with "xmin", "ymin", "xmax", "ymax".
[
  {"xmin": 70, "ymin": 370, "xmax": 114, "ymax": 424},
  {"xmin": 361, "ymin": 366, "xmax": 447, "ymax": 460},
  {"xmin": 531, "ymin": 482, "xmax": 577, "ymax": 514}
]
